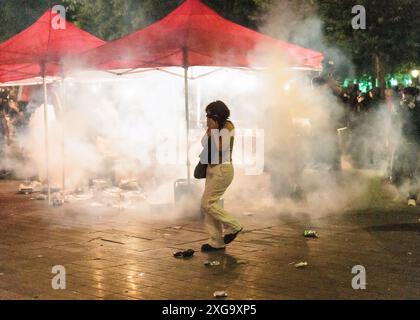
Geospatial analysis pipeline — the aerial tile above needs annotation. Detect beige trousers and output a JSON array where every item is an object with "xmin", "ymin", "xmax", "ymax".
[{"xmin": 201, "ymin": 163, "xmax": 242, "ymax": 248}]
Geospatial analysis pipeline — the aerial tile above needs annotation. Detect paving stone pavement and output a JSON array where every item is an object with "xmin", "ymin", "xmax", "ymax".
[{"xmin": 0, "ymin": 180, "xmax": 420, "ymax": 300}]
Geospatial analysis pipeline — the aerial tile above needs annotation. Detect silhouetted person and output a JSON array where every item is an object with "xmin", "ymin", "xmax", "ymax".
[{"xmin": 392, "ymin": 87, "xmax": 420, "ymax": 206}]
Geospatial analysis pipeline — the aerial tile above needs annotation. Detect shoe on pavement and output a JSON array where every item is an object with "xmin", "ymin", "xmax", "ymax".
[
  {"xmin": 201, "ymin": 244, "xmax": 226, "ymax": 252},
  {"xmin": 224, "ymin": 227, "xmax": 243, "ymax": 245},
  {"xmin": 408, "ymin": 199, "xmax": 417, "ymax": 207}
]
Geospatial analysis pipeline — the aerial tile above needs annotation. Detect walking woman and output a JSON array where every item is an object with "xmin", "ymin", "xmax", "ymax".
[{"xmin": 200, "ymin": 101, "xmax": 242, "ymax": 252}]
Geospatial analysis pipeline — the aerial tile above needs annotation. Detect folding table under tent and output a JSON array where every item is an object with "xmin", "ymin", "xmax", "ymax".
[
  {"xmin": 80, "ymin": 0, "xmax": 324, "ymax": 183},
  {"xmin": 0, "ymin": 8, "xmax": 106, "ymax": 202}
]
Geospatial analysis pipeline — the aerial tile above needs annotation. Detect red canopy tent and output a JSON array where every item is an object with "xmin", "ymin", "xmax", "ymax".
[
  {"xmin": 83, "ymin": 0, "xmax": 323, "ymax": 70},
  {"xmin": 0, "ymin": 8, "xmax": 105, "ymax": 201},
  {"xmin": 82, "ymin": 0, "xmax": 324, "ymax": 183},
  {"xmin": 0, "ymin": 8, "xmax": 105, "ymax": 83}
]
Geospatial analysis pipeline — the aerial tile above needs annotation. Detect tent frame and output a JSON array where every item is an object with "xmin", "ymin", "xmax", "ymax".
[
  {"xmin": 41, "ymin": 62, "xmax": 51, "ymax": 204},
  {"xmin": 74, "ymin": 59, "xmax": 322, "ymax": 186}
]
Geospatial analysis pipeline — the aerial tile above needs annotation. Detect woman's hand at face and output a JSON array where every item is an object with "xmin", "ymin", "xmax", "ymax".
[{"xmin": 207, "ymin": 117, "xmax": 218, "ymax": 130}]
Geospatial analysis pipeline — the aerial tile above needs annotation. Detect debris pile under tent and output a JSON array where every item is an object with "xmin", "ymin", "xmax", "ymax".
[{"xmin": 19, "ymin": 177, "xmax": 149, "ymax": 210}]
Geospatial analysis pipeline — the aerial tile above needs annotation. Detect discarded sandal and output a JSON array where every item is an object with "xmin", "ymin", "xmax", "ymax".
[{"xmin": 173, "ymin": 249, "xmax": 195, "ymax": 258}]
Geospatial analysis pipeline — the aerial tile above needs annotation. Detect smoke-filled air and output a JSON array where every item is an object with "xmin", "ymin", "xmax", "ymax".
[{"xmin": 0, "ymin": 2, "xmax": 408, "ymax": 222}]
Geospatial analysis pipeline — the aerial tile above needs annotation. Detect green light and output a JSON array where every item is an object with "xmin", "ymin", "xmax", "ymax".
[
  {"xmin": 343, "ymin": 79, "xmax": 350, "ymax": 88},
  {"xmin": 404, "ymin": 78, "xmax": 412, "ymax": 86},
  {"xmin": 359, "ymin": 82, "xmax": 368, "ymax": 93}
]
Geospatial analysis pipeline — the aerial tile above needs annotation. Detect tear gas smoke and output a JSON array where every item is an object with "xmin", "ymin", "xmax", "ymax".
[{"xmin": 1, "ymin": 3, "xmax": 405, "ymax": 221}]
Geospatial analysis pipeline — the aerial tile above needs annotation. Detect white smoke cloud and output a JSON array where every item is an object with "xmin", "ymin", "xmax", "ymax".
[{"xmin": 1, "ymin": 2, "xmax": 406, "ymax": 223}]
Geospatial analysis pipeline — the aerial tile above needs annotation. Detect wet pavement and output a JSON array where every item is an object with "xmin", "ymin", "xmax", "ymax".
[{"xmin": 0, "ymin": 180, "xmax": 420, "ymax": 300}]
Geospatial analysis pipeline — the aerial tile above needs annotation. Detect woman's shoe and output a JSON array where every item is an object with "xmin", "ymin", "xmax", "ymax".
[
  {"xmin": 201, "ymin": 244, "xmax": 226, "ymax": 252},
  {"xmin": 224, "ymin": 228, "xmax": 243, "ymax": 245},
  {"xmin": 408, "ymin": 199, "xmax": 417, "ymax": 207}
]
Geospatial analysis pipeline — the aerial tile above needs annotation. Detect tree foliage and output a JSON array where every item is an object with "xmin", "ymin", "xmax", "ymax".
[
  {"xmin": 0, "ymin": 0, "xmax": 56, "ymax": 41},
  {"xmin": 64, "ymin": 0, "xmax": 184, "ymax": 41},
  {"xmin": 316, "ymin": 0, "xmax": 420, "ymax": 75},
  {"xmin": 0, "ymin": 0, "xmax": 419, "ymax": 78}
]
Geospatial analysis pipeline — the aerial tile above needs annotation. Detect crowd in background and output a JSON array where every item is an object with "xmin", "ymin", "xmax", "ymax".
[
  {"xmin": 264, "ymin": 76, "xmax": 420, "ymax": 203},
  {"xmin": 338, "ymin": 83, "xmax": 419, "ymax": 169},
  {"xmin": 331, "ymin": 81, "xmax": 420, "ymax": 204},
  {"xmin": 0, "ymin": 87, "xmax": 31, "ymax": 165}
]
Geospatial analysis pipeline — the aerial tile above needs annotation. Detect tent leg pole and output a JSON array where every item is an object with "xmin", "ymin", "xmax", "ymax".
[
  {"xmin": 61, "ymin": 82, "xmax": 66, "ymax": 199},
  {"xmin": 42, "ymin": 76, "xmax": 51, "ymax": 204},
  {"xmin": 52, "ymin": 83, "xmax": 66, "ymax": 201},
  {"xmin": 61, "ymin": 119, "xmax": 65, "ymax": 198},
  {"xmin": 196, "ymin": 80, "xmax": 201, "ymax": 127},
  {"xmin": 184, "ymin": 66, "xmax": 191, "ymax": 185}
]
